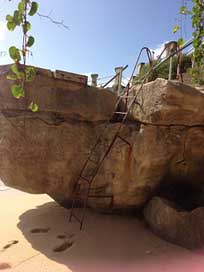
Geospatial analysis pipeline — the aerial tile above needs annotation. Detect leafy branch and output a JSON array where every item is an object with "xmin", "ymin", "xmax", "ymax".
[
  {"xmin": 174, "ymin": 0, "xmax": 204, "ymax": 84},
  {"xmin": 6, "ymin": 0, "xmax": 38, "ymax": 112}
]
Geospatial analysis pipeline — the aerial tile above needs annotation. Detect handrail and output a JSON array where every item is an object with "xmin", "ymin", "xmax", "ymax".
[
  {"xmin": 102, "ymin": 65, "xmax": 128, "ymax": 88},
  {"xmin": 134, "ymin": 38, "xmax": 193, "ymax": 85},
  {"xmin": 128, "ymin": 47, "xmax": 154, "ymax": 86}
]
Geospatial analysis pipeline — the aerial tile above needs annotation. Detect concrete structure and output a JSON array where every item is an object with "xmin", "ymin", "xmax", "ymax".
[
  {"xmin": 164, "ymin": 41, "xmax": 178, "ymax": 80},
  {"xmin": 137, "ymin": 62, "xmax": 145, "ymax": 74},
  {"xmin": 91, "ymin": 74, "xmax": 98, "ymax": 87},
  {"xmin": 113, "ymin": 66, "xmax": 123, "ymax": 96}
]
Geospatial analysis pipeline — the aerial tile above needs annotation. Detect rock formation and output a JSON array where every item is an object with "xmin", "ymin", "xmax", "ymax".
[
  {"xmin": 1, "ymin": 64, "xmax": 204, "ymax": 247},
  {"xmin": 144, "ymin": 197, "xmax": 204, "ymax": 249}
]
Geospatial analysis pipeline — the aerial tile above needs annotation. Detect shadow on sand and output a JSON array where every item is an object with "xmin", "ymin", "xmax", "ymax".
[{"xmin": 17, "ymin": 201, "xmax": 203, "ymax": 272}]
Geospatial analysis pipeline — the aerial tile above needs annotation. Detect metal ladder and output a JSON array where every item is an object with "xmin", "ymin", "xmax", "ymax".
[
  {"xmin": 69, "ymin": 40, "xmax": 193, "ymax": 230},
  {"xmin": 69, "ymin": 77, "xmax": 145, "ymax": 229},
  {"xmin": 68, "ymin": 49, "xmax": 159, "ymax": 230}
]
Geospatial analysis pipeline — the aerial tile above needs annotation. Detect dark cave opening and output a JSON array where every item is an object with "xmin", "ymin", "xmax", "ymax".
[{"xmin": 156, "ymin": 176, "xmax": 204, "ymax": 211}]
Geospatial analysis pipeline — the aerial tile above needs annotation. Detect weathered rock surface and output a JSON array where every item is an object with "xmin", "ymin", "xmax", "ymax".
[
  {"xmin": 144, "ymin": 197, "xmax": 204, "ymax": 249},
  {"xmin": 131, "ymin": 78, "xmax": 204, "ymax": 125},
  {"xmin": 1, "ymin": 65, "xmax": 204, "ymax": 216}
]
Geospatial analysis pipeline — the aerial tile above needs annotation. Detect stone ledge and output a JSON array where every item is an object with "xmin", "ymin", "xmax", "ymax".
[{"xmin": 0, "ymin": 64, "xmax": 88, "ymax": 86}]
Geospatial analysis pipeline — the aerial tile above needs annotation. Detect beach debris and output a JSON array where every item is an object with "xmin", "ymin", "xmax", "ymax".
[
  {"xmin": 30, "ymin": 227, "xmax": 50, "ymax": 234},
  {"xmin": 1, "ymin": 240, "xmax": 18, "ymax": 252},
  {"xmin": 0, "ymin": 262, "xmax": 12, "ymax": 270}
]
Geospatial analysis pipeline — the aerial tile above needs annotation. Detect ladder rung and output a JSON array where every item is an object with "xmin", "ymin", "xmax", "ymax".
[
  {"xmin": 88, "ymin": 194, "xmax": 113, "ymax": 198},
  {"xmin": 114, "ymin": 112, "xmax": 128, "ymax": 115},
  {"xmin": 120, "ymin": 95, "xmax": 135, "ymax": 98},
  {"xmin": 79, "ymin": 175, "xmax": 92, "ymax": 183},
  {"xmin": 71, "ymin": 213, "xmax": 82, "ymax": 224},
  {"xmin": 89, "ymin": 158, "xmax": 99, "ymax": 164},
  {"xmin": 117, "ymin": 135, "xmax": 131, "ymax": 146}
]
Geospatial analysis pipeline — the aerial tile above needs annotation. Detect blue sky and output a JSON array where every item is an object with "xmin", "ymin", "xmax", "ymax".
[{"xmin": 0, "ymin": 0, "xmax": 193, "ymax": 84}]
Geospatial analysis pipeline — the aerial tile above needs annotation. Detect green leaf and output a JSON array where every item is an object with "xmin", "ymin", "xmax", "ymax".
[
  {"xmin": 13, "ymin": 10, "xmax": 19, "ymax": 22},
  {"xmin": 11, "ymin": 84, "xmax": 24, "ymax": 99},
  {"xmin": 9, "ymin": 46, "xmax": 21, "ymax": 62},
  {"xmin": 173, "ymin": 25, "xmax": 179, "ymax": 33},
  {"xmin": 180, "ymin": 6, "xmax": 187, "ymax": 14},
  {"xmin": 7, "ymin": 74, "xmax": 17, "ymax": 81},
  {"xmin": 6, "ymin": 15, "xmax": 13, "ymax": 22},
  {"xmin": 11, "ymin": 64, "xmax": 19, "ymax": 75},
  {"xmin": 10, "ymin": 64, "xmax": 24, "ymax": 79},
  {"xmin": 23, "ymin": 21, "xmax": 31, "ymax": 33},
  {"xmin": 178, "ymin": 38, "xmax": 185, "ymax": 47},
  {"xmin": 18, "ymin": 1, "xmax": 25, "ymax": 14},
  {"xmin": 25, "ymin": 66, "xmax": 36, "ymax": 82},
  {"xmin": 7, "ymin": 21, "xmax": 16, "ymax": 31},
  {"xmin": 29, "ymin": 101, "xmax": 39, "ymax": 112},
  {"xmin": 12, "ymin": 10, "xmax": 23, "ymax": 25},
  {"xmin": 26, "ymin": 36, "xmax": 35, "ymax": 47},
  {"xmin": 17, "ymin": 72, "xmax": 25, "ymax": 80},
  {"xmin": 29, "ymin": 2, "xmax": 38, "ymax": 16}
]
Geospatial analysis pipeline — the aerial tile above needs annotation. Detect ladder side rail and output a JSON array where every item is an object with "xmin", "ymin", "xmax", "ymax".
[
  {"xmin": 79, "ymin": 183, "xmax": 92, "ymax": 230},
  {"xmin": 75, "ymin": 82, "xmax": 133, "ymax": 178},
  {"xmin": 102, "ymin": 65, "xmax": 128, "ymax": 88},
  {"xmin": 134, "ymin": 39, "xmax": 193, "ymax": 85},
  {"xmin": 74, "ymin": 95, "xmax": 125, "ymax": 180}
]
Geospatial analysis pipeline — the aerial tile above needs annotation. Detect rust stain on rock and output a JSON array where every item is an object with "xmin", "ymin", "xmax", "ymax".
[{"xmin": 125, "ymin": 145, "xmax": 133, "ymax": 179}]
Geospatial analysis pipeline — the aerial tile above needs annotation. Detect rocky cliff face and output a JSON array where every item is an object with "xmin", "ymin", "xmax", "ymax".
[{"xmin": 1, "ymin": 66, "xmax": 204, "ymax": 218}]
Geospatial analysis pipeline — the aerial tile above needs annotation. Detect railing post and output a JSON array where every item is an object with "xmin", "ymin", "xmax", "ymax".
[
  {"xmin": 164, "ymin": 41, "xmax": 178, "ymax": 80},
  {"xmin": 137, "ymin": 62, "xmax": 145, "ymax": 74},
  {"xmin": 113, "ymin": 66, "xmax": 123, "ymax": 96},
  {"xmin": 130, "ymin": 75, "xmax": 136, "ymax": 86},
  {"xmin": 91, "ymin": 74, "xmax": 98, "ymax": 87}
]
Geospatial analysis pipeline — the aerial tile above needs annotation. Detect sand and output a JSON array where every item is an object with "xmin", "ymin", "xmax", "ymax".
[{"xmin": 0, "ymin": 190, "xmax": 204, "ymax": 272}]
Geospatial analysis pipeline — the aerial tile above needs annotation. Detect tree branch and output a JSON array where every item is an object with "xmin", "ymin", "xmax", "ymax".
[{"xmin": 37, "ymin": 12, "xmax": 69, "ymax": 30}]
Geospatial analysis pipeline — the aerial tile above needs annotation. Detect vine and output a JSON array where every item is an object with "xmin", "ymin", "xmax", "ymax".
[
  {"xmin": 6, "ymin": 0, "xmax": 38, "ymax": 112},
  {"xmin": 191, "ymin": 0, "xmax": 204, "ymax": 84},
  {"xmin": 174, "ymin": 0, "xmax": 204, "ymax": 84}
]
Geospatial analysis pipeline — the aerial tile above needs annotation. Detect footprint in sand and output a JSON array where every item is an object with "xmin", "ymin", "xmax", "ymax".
[
  {"xmin": 57, "ymin": 235, "xmax": 66, "ymax": 239},
  {"xmin": 1, "ymin": 240, "xmax": 19, "ymax": 252},
  {"xmin": 53, "ymin": 241, "xmax": 73, "ymax": 252},
  {"xmin": 0, "ymin": 262, "xmax": 12, "ymax": 270},
  {"xmin": 30, "ymin": 227, "xmax": 50, "ymax": 234}
]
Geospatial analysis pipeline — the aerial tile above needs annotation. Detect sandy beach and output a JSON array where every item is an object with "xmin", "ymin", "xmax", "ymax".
[{"xmin": 0, "ymin": 189, "xmax": 204, "ymax": 272}]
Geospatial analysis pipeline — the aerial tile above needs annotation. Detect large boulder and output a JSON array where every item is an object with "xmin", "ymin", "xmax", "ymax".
[
  {"xmin": 0, "ymin": 65, "xmax": 140, "ymax": 209},
  {"xmin": 131, "ymin": 78, "xmax": 204, "ymax": 125},
  {"xmin": 144, "ymin": 197, "xmax": 204, "ymax": 249},
  {"xmin": 129, "ymin": 79, "xmax": 204, "ymax": 196},
  {"xmin": 1, "ymin": 66, "xmax": 204, "ymax": 214}
]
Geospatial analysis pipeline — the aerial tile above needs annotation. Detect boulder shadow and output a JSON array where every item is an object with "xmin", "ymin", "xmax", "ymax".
[{"xmin": 17, "ymin": 201, "xmax": 202, "ymax": 272}]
